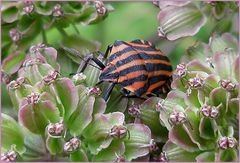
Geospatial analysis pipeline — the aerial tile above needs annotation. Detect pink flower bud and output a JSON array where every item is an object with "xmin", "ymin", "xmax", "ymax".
[
  {"xmin": 29, "ymin": 43, "xmax": 46, "ymax": 54},
  {"xmin": 87, "ymin": 87, "xmax": 102, "ymax": 96},
  {"xmin": 43, "ymin": 71, "xmax": 59, "ymax": 85},
  {"xmin": 9, "ymin": 29, "xmax": 21, "ymax": 42},
  {"xmin": 169, "ymin": 111, "xmax": 186, "ymax": 125},
  {"xmin": 52, "ymin": 4, "xmax": 63, "ymax": 17},
  {"xmin": 128, "ymin": 105, "xmax": 141, "ymax": 117},
  {"xmin": 201, "ymin": 105, "xmax": 219, "ymax": 118},
  {"xmin": 47, "ymin": 120, "xmax": 64, "ymax": 137},
  {"xmin": 64, "ymin": 137, "xmax": 81, "ymax": 153},
  {"xmin": 219, "ymin": 79, "xmax": 236, "ymax": 92},
  {"xmin": 110, "ymin": 125, "xmax": 128, "ymax": 139},
  {"xmin": 23, "ymin": 0, "xmax": 34, "ymax": 14},
  {"xmin": 175, "ymin": 63, "xmax": 187, "ymax": 78},
  {"xmin": 94, "ymin": 1, "xmax": 107, "ymax": 16},
  {"xmin": 149, "ymin": 139, "xmax": 159, "ymax": 153},
  {"xmin": 156, "ymin": 100, "xmax": 165, "ymax": 112},
  {"xmin": 27, "ymin": 92, "xmax": 40, "ymax": 104},
  {"xmin": 188, "ymin": 77, "xmax": 204, "ymax": 89},
  {"xmin": 218, "ymin": 137, "xmax": 236, "ymax": 150},
  {"xmin": 7, "ymin": 77, "xmax": 25, "ymax": 90},
  {"xmin": 1, "ymin": 150, "xmax": 18, "ymax": 162}
]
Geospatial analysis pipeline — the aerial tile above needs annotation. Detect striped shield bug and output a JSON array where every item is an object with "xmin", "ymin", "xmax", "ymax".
[{"xmin": 63, "ymin": 39, "xmax": 173, "ymax": 101}]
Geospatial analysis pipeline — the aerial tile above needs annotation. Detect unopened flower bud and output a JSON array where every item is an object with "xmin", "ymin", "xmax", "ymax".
[
  {"xmin": 47, "ymin": 120, "xmax": 64, "ymax": 137},
  {"xmin": 110, "ymin": 125, "xmax": 128, "ymax": 139},
  {"xmin": 23, "ymin": 0, "xmax": 34, "ymax": 14},
  {"xmin": 218, "ymin": 137, "xmax": 236, "ymax": 150},
  {"xmin": 219, "ymin": 79, "xmax": 236, "ymax": 92},
  {"xmin": 149, "ymin": 139, "xmax": 159, "ymax": 153},
  {"xmin": 128, "ymin": 105, "xmax": 141, "ymax": 117},
  {"xmin": 7, "ymin": 77, "xmax": 25, "ymax": 90},
  {"xmin": 29, "ymin": 43, "xmax": 46, "ymax": 54},
  {"xmin": 87, "ymin": 87, "xmax": 102, "ymax": 96},
  {"xmin": 52, "ymin": 4, "xmax": 63, "ymax": 17},
  {"xmin": 1, "ymin": 150, "xmax": 18, "ymax": 162},
  {"xmin": 95, "ymin": 1, "xmax": 107, "ymax": 16},
  {"xmin": 43, "ymin": 71, "xmax": 59, "ymax": 85},
  {"xmin": 188, "ymin": 77, "xmax": 204, "ymax": 89},
  {"xmin": 9, "ymin": 29, "xmax": 21, "ymax": 42},
  {"xmin": 176, "ymin": 63, "xmax": 187, "ymax": 78},
  {"xmin": 72, "ymin": 73, "xmax": 86, "ymax": 82},
  {"xmin": 201, "ymin": 105, "xmax": 219, "ymax": 118},
  {"xmin": 153, "ymin": 151, "xmax": 168, "ymax": 162},
  {"xmin": 23, "ymin": 57, "xmax": 45, "ymax": 67},
  {"xmin": 64, "ymin": 137, "xmax": 81, "ymax": 153},
  {"xmin": 169, "ymin": 111, "xmax": 186, "ymax": 125},
  {"xmin": 27, "ymin": 92, "xmax": 40, "ymax": 104}
]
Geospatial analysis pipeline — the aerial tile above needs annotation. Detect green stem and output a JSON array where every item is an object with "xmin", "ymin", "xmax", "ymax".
[
  {"xmin": 57, "ymin": 27, "xmax": 68, "ymax": 38},
  {"xmin": 42, "ymin": 30, "xmax": 48, "ymax": 44}
]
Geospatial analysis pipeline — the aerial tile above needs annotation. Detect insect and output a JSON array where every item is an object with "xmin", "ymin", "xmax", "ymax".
[{"xmin": 63, "ymin": 39, "xmax": 173, "ymax": 101}]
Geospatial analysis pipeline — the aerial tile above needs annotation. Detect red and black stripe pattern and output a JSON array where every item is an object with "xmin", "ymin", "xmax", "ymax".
[{"xmin": 99, "ymin": 39, "xmax": 172, "ymax": 97}]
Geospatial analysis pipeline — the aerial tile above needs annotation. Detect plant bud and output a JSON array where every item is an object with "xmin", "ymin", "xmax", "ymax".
[
  {"xmin": 72, "ymin": 73, "xmax": 86, "ymax": 82},
  {"xmin": 26, "ymin": 92, "xmax": 40, "ymax": 104},
  {"xmin": 109, "ymin": 125, "xmax": 128, "ymax": 139},
  {"xmin": 149, "ymin": 139, "xmax": 159, "ymax": 153},
  {"xmin": 7, "ymin": 77, "xmax": 25, "ymax": 90},
  {"xmin": 128, "ymin": 105, "xmax": 141, "ymax": 117},
  {"xmin": 219, "ymin": 79, "xmax": 236, "ymax": 92},
  {"xmin": 43, "ymin": 71, "xmax": 59, "ymax": 85},
  {"xmin": 64, "ymin": 137, "xmax": 81, "ymax": 153},
  {"xmin": 156, "ymin": 100, "xmax": 165, "ymax": 112},
  {"xmin": 29, "ymin": 43, "xmax": 46, "ymax": 54},
  {"xmin": 47, "ymin": 120, "xmax": 64, "ymax": 137},
  {"xmin": 94, "ymin": 1, "xmax": 107, "ymax": 16},
  {"xmin": 52, "ymin": 4, "xmax": 64, "ymax": 17},
  {"xmin": 9, "ymin": 29, "xmax": 21, "ymax": 42},
  {"xmin": 201, "ymin": 105, "xmax": 219, "ymax": 118},
  {"xmin": 23, "ymin": 0, "xmax": 34, "ymax": 14},
  {"xmin": 87, "ymin": 87, "xmax": 102, "ymax": 96},
  {"xmin": 175, "ymin": 63, "xmax": 187, "ymax": 78},
  {"xmin": 169, "ymin": 111, "xmax": 186, "ymax": 125},
  {"xmin": 188, "ymin": 77, "xmax": 204, "ymax": 89},
  {"xmin": 1, "ymin": 150, "xmax": 18, "ymax": 162},
  {"xmin": 218, "ymin": 136, "xmax": 236, "ymax": 150}
]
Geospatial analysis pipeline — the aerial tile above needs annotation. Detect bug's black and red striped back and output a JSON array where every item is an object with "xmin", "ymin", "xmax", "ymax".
[{"xmin": 99, "ymin": 39, "xmax": 173, "ymax": 97}]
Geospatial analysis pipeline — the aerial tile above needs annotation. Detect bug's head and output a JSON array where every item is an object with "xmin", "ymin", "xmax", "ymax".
[{"xmin": 99, "ymin": 63, "xmax": 119, "ymax": 83}]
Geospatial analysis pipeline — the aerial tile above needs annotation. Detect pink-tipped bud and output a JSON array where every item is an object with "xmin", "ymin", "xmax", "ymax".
[
  {"xmin": 7, "ymin": 77, "xmax": 25, "ymax": 90},
  {"xmin": 9, "ymin": 29, "xmax": 21, "ymax": 42},
  {"xmin": 1, "ymin": 150, "xmax": 18, "ymax": 162},
  {"xmin": 175, "ymin": 63, "xmax": 187, "ymax": 78},
  {"xmin": 64, "ymin": 137, "xmax": 81, "ymax": 153},
  {"xmin": 110, "ymin": 125, "xmax": 128, "ymax": 139},
  {"xmin": 23, "ymin": 0, "xmax": 34, "ymax": 14},
  {"xmin": 29, "ymin": 43, "xmax": 46, "ymax": 54},
  {"xmin": 43, "ymin": 71, "xmax": 59, "ymax": 85},
  {"xmin": 149, "ymin": 139, "xmax": 159, "ymax": 153},
  {"xmin": 128, "ymin": 105, "xmax": 141, "ymax": 117},
  {"xmin": 219, "ymin": 79, "xmax": 236, "ymax": 92},
  {"xmin": 87, "ymin": 87, "xmax": 102, "ymax": 96},
  {"xmin": 94, "ymin": 1, "xmax": 107, "ymax": 16},
  {"xmin": 201, "ymin": 105, "xmax": 219, "ymax": 118},
  {"xmin": 27, "ymin": 92, "xmax": 40, "ymax": 104},
  {"xmin": 188, "ymin": 77, "xmax": 204, "ymax": 89},
  {"xmin": 47, "ymin": 120, "xmax": 64, "ymax": 137},
  {"xmin": 218, "ymin": 137, "xmax": 236, "ymax": 150},
  {"xmin": 169, "ymin": 111, "xmax": 186, "ymax": 125},
  {"xmin": 156, "ymin": 100, "xmax": 165, "ymax": 112},
  {"xmin": 52, "ymin": 4, "xmax": 63, "ymax": 17}
]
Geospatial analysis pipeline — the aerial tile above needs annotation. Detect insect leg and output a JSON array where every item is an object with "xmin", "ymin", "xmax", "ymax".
[
  {"xmin": 104, "ymin": 44, "xmax": 113, "ymax": 58},
  {"xmin": 103, "ymin": 83, "xmax": 115, "ymax": 101}
]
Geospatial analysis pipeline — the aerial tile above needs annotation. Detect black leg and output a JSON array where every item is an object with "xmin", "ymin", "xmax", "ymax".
[
  {"xmin": 104, "ymin": 44, "xmax": 113, "ymax": 58},
  {"xmin": 103, "ymin": 83, "xmax": 115, "ymax": 101}
]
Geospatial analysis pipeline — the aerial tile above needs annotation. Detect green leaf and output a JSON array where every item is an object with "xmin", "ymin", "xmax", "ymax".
[
  {"xmin": 2, "ymin": 113, "xmax": 26, "ymax": 154},
  {"xmin": 124, "ymin": 123, "xmax": 151, "ymax": 161},
  {"xmin": 70, "ymin": 149, "xmax": 89, "ymax": 162},
  {"xmin": 2, "ymin": 6, "xmax": 18, "ymax": 23},
  {"xmin": 157, "ymin": 4, "xmax": 206, "ymax": 40},
  {"xmin": 196, "ymin": 151, "xmax": 215, "ymax": 162},
  {"xmin": 46, "ymin": 137, "xmax": 64, "ymax": 155},
  {"xmin": 2, "ymin": 52, "xmax": 25, "ymax": 75},
  {"xmin": 93, "ymin": 140, "xmax": 125, "ymax": 162},
  {"xmin": 199, "ymin": 117, "xmax": 217, "ymax": 140},
  {"xmin": 217, "ymin": 148, "xmax": 238, "ymax": 162},
  {"xmin": 163, "ymin": 140, "xmax": 201, "ymax": 162}
]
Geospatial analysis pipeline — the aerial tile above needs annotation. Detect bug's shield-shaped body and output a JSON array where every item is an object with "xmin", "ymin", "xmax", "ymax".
[{"xmin": 99, "ymin": 39, "xmax": 173, "ymax": 97}]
